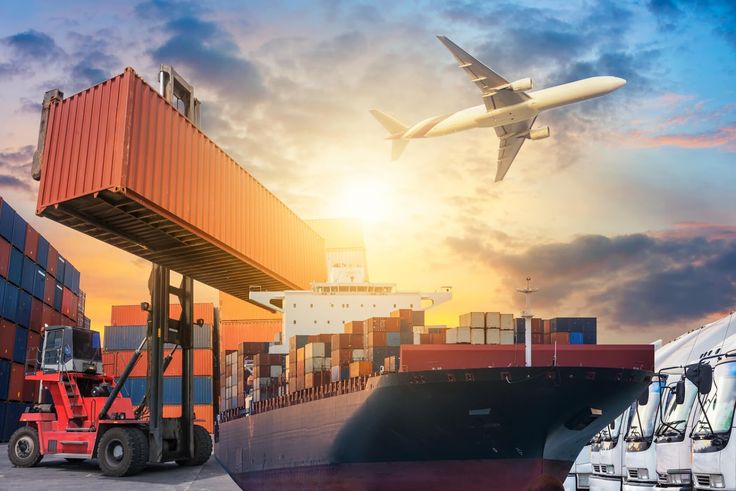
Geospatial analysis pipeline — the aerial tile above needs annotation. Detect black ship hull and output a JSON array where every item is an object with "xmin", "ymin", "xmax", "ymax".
[{"xmin": 216, "ymin": 366, "xmax": 651, "ymax": 490}]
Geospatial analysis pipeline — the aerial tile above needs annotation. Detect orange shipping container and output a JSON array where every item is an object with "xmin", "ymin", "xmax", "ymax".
[
  {"xmin": 111, "ymin": 303, "xmax": 215, "ymax": 326},
  {"xmin": 349, "ymin": 360, "xmax": 373, "ymax": 378},
  {"xmin": 365, "ymin": 317, "xmax": 400, "ymax": 333},
  {"xmin": 103, "ymin": 349, "xmax": 213, "ymax": 377},
  {"xmin": 344, "ymin": 321, "xmax": 363, "ymax": 335},
  {"xmin": 367, "ymin": 332, "xmax": 387, "ymax": 347},
  {"xmin": 331, "ymin": 333, "xmax": 363, "ymax": 351},
  {"xmin": 36, "ymin": 68, "xmax": 325, "ymax": 299},
  {"xmin": 220, "ymin": 319, "xmax": 281, "ymax": 351},
  {"xmin": 162, "ymin": 404, "xmax": 214, "ymax": 433}
]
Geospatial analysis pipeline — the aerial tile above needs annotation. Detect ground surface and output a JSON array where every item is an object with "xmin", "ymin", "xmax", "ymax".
[{"xmin": 0, "ymin": 444, "xmax": 240, "ymax": 491}]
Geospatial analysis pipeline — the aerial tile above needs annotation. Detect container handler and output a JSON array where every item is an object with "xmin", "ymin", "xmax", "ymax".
[{"xmin": 6, "ymin": 323, "xmax": 212, "ymax": 476}]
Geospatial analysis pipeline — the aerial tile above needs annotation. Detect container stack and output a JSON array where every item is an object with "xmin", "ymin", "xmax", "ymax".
[
  {"xmin": 364, "ymin": 317, "xmax": 401, "ymax": 372},
  {"xmin": 514, "ymin": 317, "xmax": 597, "ymax": 345},
  {"xmin": 330, "ymin": 333, "xmax": 364, "ymax": 382},
  {"xmin": 103, "ymin": 303, "xmax": 216, "ymax": 432},
  {"xmin": 219, "ymin": 342, "xmax": 270, "ymax": 411},
  {"xmin": 286, "ymin": 334, "xmax": 331, "ymax": 392},
  {"xmin": 446, "ymin": 312, "xmax": 515, "ymax": 345},
  {"xmin": 412, "ymin": 326, "xmax": 447, "ymax": 345},
  {"xmin": 0, "ymin": 197, "xmax": 86, "ymax": 442},
  {"xmin": 252, "ymin": 352, "xmax": 285, "ymax": 401}
]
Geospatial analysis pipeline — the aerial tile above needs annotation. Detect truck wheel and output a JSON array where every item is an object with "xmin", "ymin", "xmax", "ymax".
[
  {"xmin": 175, "ymin": 425, "xmax": 212, "ymax": 466},
  {"xmin": 8, "ymin": 426, "xmax": 43, "ymax": 467},
  {"xmin": 97, "ymin": 427, "xmax": 148, "ymax": 477}
]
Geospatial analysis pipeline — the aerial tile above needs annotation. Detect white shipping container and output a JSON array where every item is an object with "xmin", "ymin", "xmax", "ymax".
[
  {"xmin": 412, "ymin": 325, "xmax": 428, "ymax": 334},
  {"xmin": 352, "ymin": 349, "xmax": 365, "ymax": 360},
  {"xmin": 485, "ymin": 312, "xmax": 501, "ymax": 328},
  {"xmin": 446, "ymin": 328, "xmax": 458, "ymax": 344},
  {"xmin": 459, "ymin": 312, "xmax": 485, "ymax": 328},
  {"xmin": 305, "ymin": 342, "xmax": 326, "ymax": 359},
  {"xmin": 500, "ymin": 313, "xmax": 514, "ymax": 330},
  {"xmin": 471, "ymin": 328, "xmax": 485, "ymax": 345},
  {"xmin": 500, "ymin": 329, "xmax": 514, "ymax": 345},
  {"xmin": 270, "ymin": 365, "xmax": 283, "ymax": 377},
  {"xmin": 413, "ymin": 332, "xmax": 422, "ymax": 344},
  {"xmin": 485, "ymin": 328, "xmax": 501, "ymax": 344},
  {"xmin": 456, "ymin": 326, "xmax": 472, "ymax": 344}
]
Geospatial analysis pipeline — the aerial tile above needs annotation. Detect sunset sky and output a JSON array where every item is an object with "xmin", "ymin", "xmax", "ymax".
[{"xmin": 0, "ymin": 0, "xmax": 734, "ymax": 344}]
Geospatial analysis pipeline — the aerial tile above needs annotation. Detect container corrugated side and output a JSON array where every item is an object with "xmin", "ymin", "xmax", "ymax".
[
  {"xmin": 103, "ymin": 324, "xmax": 212, "ymax": 350},
  {"xmin": 220, "ymin": 319, "xmax": 282, "ymax": 351},
  {"xmin": 110, "ymin": 303, "xmax": 215, "ymax": 326},
  {"xmin": 117, "ymin": 376, "xmax": 212, "ymax": 405},
  {"xmin": 162, "ymin": 404, "xmax": 214, "ymax": 433},
  {"xmin": 37, "ymin": 68, "xmax": 326, "ymax": 298},
  {"xmin": 103, "ymin": 349, "xmax": 213, "ymax": 377}
]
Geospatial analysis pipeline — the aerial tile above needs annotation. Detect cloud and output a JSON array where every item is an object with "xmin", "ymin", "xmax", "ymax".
[
  {"xmin": 0, "ymin": 29, "xmax": 65, "ymax": 79},
  {"xmin": 0, "ymin": 145, "xmax": 36, "ymax": 194},
  {"xmin": 624, "ymin": 125, "xmax": 736, "ymax": 151},
  {"xmin": 446, "ymin": 227, "xmax": 736, "ymax": 330}
]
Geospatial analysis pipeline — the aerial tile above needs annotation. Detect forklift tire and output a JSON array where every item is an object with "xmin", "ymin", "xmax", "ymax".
[
  {"xmin": 97, "ymin": 427, "xmax": 148, "ymax": 477},
  {"xmin": 8, "ymin": 426, "xmax": 43, "ymax": 468},
  {"xmin": 175, "ymin": 425, "xmax": 212, "ymax": 467}
]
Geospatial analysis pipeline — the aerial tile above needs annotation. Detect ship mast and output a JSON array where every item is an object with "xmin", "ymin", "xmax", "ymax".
[{"xmin": 517, "ymin": 277, "xmax": 538, "ymax": 367}]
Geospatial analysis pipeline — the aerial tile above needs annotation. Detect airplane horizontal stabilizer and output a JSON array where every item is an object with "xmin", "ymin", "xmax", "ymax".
[{"xmin": 370, "ymin": 109, "xmax": 410, "ymax": 160}]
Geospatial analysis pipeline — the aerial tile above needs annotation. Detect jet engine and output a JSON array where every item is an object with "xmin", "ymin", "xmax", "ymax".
[
  {"xmin": 509, "ymin": 78, "xmax": 533, "ymax": 92},
  {"xmin": 528, "ymin": 126, "xmax": 550, "ymax": 140}
]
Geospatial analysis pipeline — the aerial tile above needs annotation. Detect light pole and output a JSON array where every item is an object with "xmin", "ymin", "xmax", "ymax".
[{"xmin": 517, "ymin": 277, "xmax": 538, "ymax": 367}]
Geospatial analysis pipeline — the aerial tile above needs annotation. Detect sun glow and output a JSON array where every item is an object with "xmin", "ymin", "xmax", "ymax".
[{"xmin": 333, "ymin": 176, "xmax": 394, "ymax": 222}]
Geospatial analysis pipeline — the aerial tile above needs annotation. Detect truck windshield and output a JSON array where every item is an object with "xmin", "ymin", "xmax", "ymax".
[
  {"xmin": 627, "ymin": 381, "xmax": 664, "ymax": 439},
  {"xmin": 602, "ymin": 414, "xmax": 624, "ymax": 441},
  {"xmin": 657, "ymin": 379, "xmax": 697, "ymax": 436},
  {"xmin": 72, "ymin": 329, "xmax": 102, "ymax": 362},
  {"xmin": 695, "ymin": 362, "xmax": 736, "ymax": 437}
]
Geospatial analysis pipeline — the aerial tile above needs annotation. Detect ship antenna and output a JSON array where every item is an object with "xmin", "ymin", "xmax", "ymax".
[{"xmin": 516, "ymin": 277, "xmax": 539, "ymax": 368}]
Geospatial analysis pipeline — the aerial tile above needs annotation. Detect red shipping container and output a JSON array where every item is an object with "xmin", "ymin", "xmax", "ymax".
[
  {"xmin": 29, "ymin": 298, "xmax": 43, "ymax": 332},
  {"xmin": 0, "ymin": 237, "xmax": 10, "ymax": 278},
  {"xmin": 331, "ymin": 333, "xmax": 363, "ymax": 351},
  {"xmin": 365, "ymin": 317, "xmax": 401, "ymax": 333},
  {"xmin": 61, "ymin": 287, "xmax": 78, "ymax": 319},
  {"xmin": 551, "ymin": 332, "xmax": 570, "ymax": 345},
  {"xmin": 41, "ymin": 304, "xmax": 54, "ymax": 327},
  {"xmin": 418, "ymin": 333, "xmax": 430, "ymax": 344},
  {"xmin": 367, "ymin": 332, "xmax": 388, "ymax": 347},
  {"xmin": 344, "ymin": 321, "xmax": 364, "ymax": 335},
  {"xmin": 24, "ymin": 226, "xmax": 39, "ymax": 261},
  {"xmin": 9, "ymin": 362, "xmax": 25, "ymax": 401},
  {"xmin": 27, "ymin": 330, "xmax": 41, "ymax": 356},
  {"xmin": 36, "ymin": 68, "xmax": 326, "ymax": 300},
  {"xmin": 111, "ymin": 303, "xmax": 215, "ymax": 327},
  {"xmin": 22, "ymin": 379, "xmax": 40, "ymax": 403},
  {"xmin": 163, "ymin": 404, "xmax": 214, "ymax": 433},
  {"xmin": 0, "ymin": 319, "xmax": 15, "ymax": 360},
  {"xmin": 102, "ymin": 349, "xmax": 213, "ymax": 378},
  {"xmin": 399, "ymin": 344, "xmax": 654, "ymax": 372},
  {"xmin": 46, "ymin": 245, "xmax": 58, "ymax": 278},
  {"xmin": 429, "ymin": 331, "xmax": 446, "ymax": 344},
  {"xmin": 43, "ymin": 275, "xmax": 55, "ymax": 305}
]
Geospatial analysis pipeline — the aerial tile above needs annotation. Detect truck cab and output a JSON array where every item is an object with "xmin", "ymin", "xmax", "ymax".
[
  {"xmin": 691, "ymin": 358, "xmax": 736, "ymax": 490},
  {"xmin": 623, "ymin": 380, "xmax": 666, "ymax": 490},
  {"xmin": 591, "ymin": 406, "xmax": 635, "ymax": 490},
  {"xmin": 565, "ymin": 443, "xmax": 592, "ymax": 491}
]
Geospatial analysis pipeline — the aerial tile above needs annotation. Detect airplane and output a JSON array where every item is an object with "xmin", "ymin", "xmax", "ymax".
[{"xmin": 370, "ymin": 36, "xmax": 626, "ymax": 182}]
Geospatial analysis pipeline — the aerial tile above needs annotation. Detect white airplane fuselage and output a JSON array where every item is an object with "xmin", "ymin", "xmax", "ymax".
[{"xmin": 402, "ymin": 76, "xmax": 625, "ymax": 139}]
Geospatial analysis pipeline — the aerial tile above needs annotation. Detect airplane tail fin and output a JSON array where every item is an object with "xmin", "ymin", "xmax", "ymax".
[{"xmin": 370, "ymin": 109, "xmax": 409, "ymax": 160}]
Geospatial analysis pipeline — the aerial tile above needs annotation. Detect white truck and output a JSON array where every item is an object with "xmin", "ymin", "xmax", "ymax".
[
  {"xmin": 565, "ymin": 444, "xmax": 592, "ymax": 491},
  {"xmin": 590, "ymin": 407, "xmax": 636, "ymax": 490},
  {"xmin": 622, "ymin": 379, "xmax": 666, "ymax": 490}
]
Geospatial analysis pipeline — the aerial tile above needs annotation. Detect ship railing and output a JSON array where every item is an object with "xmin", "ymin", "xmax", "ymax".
[{"xmin": 241, "ymin": 374, "xmax": 371, "ymax": 416}]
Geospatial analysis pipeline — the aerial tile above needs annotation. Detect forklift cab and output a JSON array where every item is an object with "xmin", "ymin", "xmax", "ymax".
[{"xmin": 41, "ymin": 325, "xmax": 103, "ymax": 374}]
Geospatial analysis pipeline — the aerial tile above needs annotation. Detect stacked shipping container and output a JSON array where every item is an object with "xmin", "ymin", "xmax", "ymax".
[
  {"xmin": 0, "ymin": 197, "xmax": 85, "ymax": 442},
  {"xmin": 445, "ymin": 312, "xmax": 516, "ymax": 345},
  {"xmin": 514, "ymin": 317, "xmax": 597, "ymax": 345},
  {"xmin": 102, "ymin": 303, "xmax": 216, "ymax": 432}
]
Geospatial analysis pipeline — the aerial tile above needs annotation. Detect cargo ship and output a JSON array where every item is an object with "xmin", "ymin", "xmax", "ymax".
[
  {"xmin": 215, "ymin": 277, "xmax": 654, "ymax": 490},
  {"xmin": 217, "ymin": 361, "xmax": 651, "ymax": 491}
]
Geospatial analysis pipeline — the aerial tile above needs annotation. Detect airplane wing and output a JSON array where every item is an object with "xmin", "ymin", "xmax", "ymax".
[
  {"xmin": 493, "ymin": 117, "xmax": 536, "ymax": 182},
  {"xmin": 437, "ymin": 36, "xmax": 529, "ymax": 111}
]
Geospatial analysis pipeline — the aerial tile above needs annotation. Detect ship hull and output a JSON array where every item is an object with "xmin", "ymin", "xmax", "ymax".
[{"xmin": 216, "ymin": 366, "xmax": 651, "ymax": 490}]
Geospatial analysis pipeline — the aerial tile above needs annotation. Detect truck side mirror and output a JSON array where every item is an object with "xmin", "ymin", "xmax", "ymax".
[
  {"xmin": 674, "ymin": 380, "xmax": 686, "ymax": 405},
  {"xmin": 609, "ymin": 419, "xmax": 615, "ymax": 430},
  {"xmin": 685, "ymin": 363, "xmax": 713, "ymax": 395},
  {"xmin": 638, "ymin": 387, "xmax": 649, "ymax": 406}
]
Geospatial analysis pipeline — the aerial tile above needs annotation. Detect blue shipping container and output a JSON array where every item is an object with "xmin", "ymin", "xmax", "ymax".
[
  {"xmin": 8, "ymin": 247, "xmax": 23, "ymax": 286},
  {"xmin": 53, "ymin": 283, "xmax": 63, "ymax": 311},
  {"xmin": 63, "ymin": 262, "xmax": 74, "ymax": 289},
  {"xmin": 15, "ymin": 291, "xmax": 31, "ymax": 328},
  {"xmin": 569, "ymin": 332, "xmax": 585, "ymax": 344},
  {"xmin": 2, "ymin": 283, "xmax": 18, "ymax": 322},
  {"xmin": 21, "ymin": 257, "xmax": 35, "ymax": 293},
  {"xmin": 0, "ymin": 202, "xmax": 15, "ymax": 242},
  {"xmin": 0, "ymin": 402, "xmax": 6, "ymax": 442},
  {"xmin": 56, "ymin": 256, "xmax": 66, "ymax": 284},
  {"xmin": 104, "ymin": 324, "xmax": 213, "ymax": 350},
  {"xmin": 37, "ymin": 236, "xmax": 49, "ymax": 269},
  {"xmin": 72, "ymin": 268, "xmax": 80, "ymax": 294},
  {"xmin": 2, "ymin": 401, "xmax": 31, "ymax": 442},
  {"xmin": 13, "ymin": 325, "xmax": 28, "ymax": 363},
  {"xmin": 11, "ymin": 214, "xmax": 26, "ymax": 251},
  {"xmin": 0, "ymin": 359, "xmax": 10, "ymax": 400},
  {"xmin": 33, "ymin": 268, "xmax": 45, "ymax": 300},
  {"xmin": 119, "ymin": 377, "xmax": 212, "ymax": 405}
]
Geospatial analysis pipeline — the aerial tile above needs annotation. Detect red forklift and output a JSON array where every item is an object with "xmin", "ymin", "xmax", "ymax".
[{"xmin": 6, "ymin": 266, "xmax": 213, "ymax": 476}]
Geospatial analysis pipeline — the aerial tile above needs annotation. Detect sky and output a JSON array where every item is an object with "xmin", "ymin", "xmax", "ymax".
[{"xmin": 0, "ymin": 0, "xmax": 734, "ymax": 344}]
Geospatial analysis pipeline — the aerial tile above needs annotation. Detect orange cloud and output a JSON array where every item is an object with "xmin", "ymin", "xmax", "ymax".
[{"xmin": 624, "ymin": 125, "xmax": 736, "ymax": 151}]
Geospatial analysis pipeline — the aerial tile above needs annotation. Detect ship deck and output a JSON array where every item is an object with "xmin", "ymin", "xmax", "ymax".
[{"xmin": 0, "ymin": 444, "xmax": 240, "ymax": 490}]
